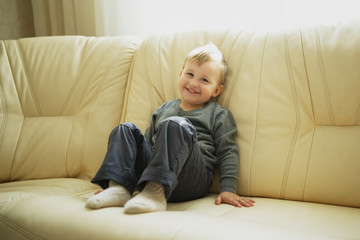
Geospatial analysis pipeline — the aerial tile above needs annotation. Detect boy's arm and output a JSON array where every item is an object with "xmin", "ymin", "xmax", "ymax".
[
  {"xmin": 214, "ymin": 109, "xmax": 255, "ymax": 207},
  {"xmin": 214, "ymin": 109, "xmax": 239, "ymax": 194}
]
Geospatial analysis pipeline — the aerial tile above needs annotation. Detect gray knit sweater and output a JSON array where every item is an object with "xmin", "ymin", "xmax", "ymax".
[{"xmin": 144, "ymin": 99, "xmax": 239, "ymax": 193}]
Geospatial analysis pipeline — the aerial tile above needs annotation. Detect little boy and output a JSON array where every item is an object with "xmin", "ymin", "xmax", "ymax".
[{"xmin": 86, "ymin": 43, "xmax": 255, "ymax": 214}]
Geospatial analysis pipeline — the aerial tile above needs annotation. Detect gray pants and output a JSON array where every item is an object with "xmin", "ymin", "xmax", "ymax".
[{"xmin": 91, "ymin": 117, "xmax": 213, "ymax": 202}]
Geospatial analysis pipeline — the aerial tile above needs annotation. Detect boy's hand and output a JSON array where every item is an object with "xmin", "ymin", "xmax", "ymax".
[{"xmin": 215, "ymin": 191, "xmax": 255, "ymax": 208}]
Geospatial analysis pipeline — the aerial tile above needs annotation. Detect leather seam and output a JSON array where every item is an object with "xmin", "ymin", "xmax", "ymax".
[
  {"xmin": 248, "ymin": 32, "xmax": 269, "ymax": 196},
  {"xmin": 0, "ymin": 42, "xmax": 8, "ymax": 174},
  {"xmin": 302, "ymin": 126, "xmax": 316, "ymax": 201},
  {"xmin": 280, "ymin": 30, "xmax": 301, "ymax": 199},
  {"xmin": 0, "ymin": 214, "xmax": 44, "ymax": 240},
  {"xmin": 16, "ymin": 40, "xmax": 42, "ymax": 116},
  {"xmin": 299, "ymin": 27, "xmax": 316, "ymax": 123},
  {"xmin": 221, "ymin": 30, "xmax": 247, "ymax": 108},
  {"xmin": 314, "ymin": 27, "xmax": 336, "ymax": 125}
]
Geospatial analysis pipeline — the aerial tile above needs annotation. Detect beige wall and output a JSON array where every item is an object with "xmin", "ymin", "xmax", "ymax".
[
  {"xmin": 1, "ymin": 0, "xmax": 359, "ymax": 40},
  {"xmin": 0, "ymin": 0, "xmax": 35, "ymax": 40}
]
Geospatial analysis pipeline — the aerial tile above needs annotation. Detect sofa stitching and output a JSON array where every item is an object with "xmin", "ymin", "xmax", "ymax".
[
  {"xmin": 314, "ymin": 27, "xmax": 336, "ymax": 126},
  {"xmin": 79, "ymin": 114, "xmax": 89, "ymax": 178},
  {"xmin": 3, "ymin": 41, "xmax": 25, "ymax": 181},
  {"xmin": 144, "ymin": 36, "xmax": 162, "ymax": 112},
  {"xmin": 0, "ymin": 80, "xmax": 6, "ymax": 154},
  {"xmin": 299, "ymin": 26, "xmax": 316, "ymax": 200},
  {"xmin": 280, "ymin": 29, "xmax": 302, "ymax": 199},
  {"xmin": 299, "ymin": 27, "xmax": 316, "ymax": 123},
  {"xmin": 171, "ymin": 33, "xmax": 179, "ymax": 99},
  {"xmin": 65, "ymin": 116, "xmax": 76, "ymax": 177},
  {"xmin": 215, "ymin": 30, "xmax": 233, "ymax": 106},
  {"xmin": 16, "ymin": 40, "xmax": 42, "ymax": 117},
  {"xmin": 0, "ymin": 42, "xmax": 8, "ymax": 170},
  {"xmin": 0, "ymin": 213, "xmax": 45, "ymax": 240},
  {"xmin": 137, "ymin": 39, "xmax": 153, "ymax": 117},
  {"xmin": 302, "ymin": 126, "xmax": 316, "ymax": 201},
  {"xmin": 159, "ymin": 34, "xmax": 167, "ymax": 102},
  {"xmin": 9, "ymin": 118, "xmax": 26, "ymax": 181},
  {"xmin": 146, "ymin": 36, "xmax": 157, "ymax": 107},
  {"xmin": 3, "ymin": 41, "xmax": 25, "ymax": 117},
  {"xmin": 218, "ymin": 31, "xmax": 232, "ymax": 107},
  {"xmin": 59, "ymin": 62, "xmax": 82, "ymax": 115},
  {"xmin": 221, "ymin": 30, "xmax": 247, "ymax": 108},
  {"xmin": 248, "ymin": 32, "xmax": 269, "ymax": 197}
]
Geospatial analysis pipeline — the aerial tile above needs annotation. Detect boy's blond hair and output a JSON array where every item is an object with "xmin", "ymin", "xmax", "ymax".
[{"xmin": 182, "ymin": 43, "xmax": 227, "ymax": 84}]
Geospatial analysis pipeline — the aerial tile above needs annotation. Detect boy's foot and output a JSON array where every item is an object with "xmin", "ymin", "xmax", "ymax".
[
  {"xmin": 85, "ymin": 180, "xmax": 131, "ymax": 209},
  {"xmin": 124, "ymin": 182, "xmax": 166, "ymax": 214}
]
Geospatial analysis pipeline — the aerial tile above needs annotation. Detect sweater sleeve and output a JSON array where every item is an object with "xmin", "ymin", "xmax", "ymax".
[
  {"xmin": 214, "ymin": 109, "xmax": 239, "ymax": 193},
  {"xmin": 144, "ymin": 106, "xmax": 160, "ymax": 146},
  {"xmin": 144, "ymin": 101, "xmax": 168, "ymax": 146},
  {"xmin": 144, "ymin": 118, "xmax": 155, "ymax": 146}
]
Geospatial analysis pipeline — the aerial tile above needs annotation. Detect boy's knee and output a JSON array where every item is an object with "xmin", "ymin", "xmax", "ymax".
[
  {"xmin": 160, "ymin": 117, "xmax": 196, "ymax": 136},
  {"xmin": 162, "ymin": 117, "xmax": 189, "ymax": 127},
  {"xmin": 120, "ymin": 122, "xmax": 138, "ymax": 130},
  {"xmin": 109, "ymin": 122, "xmax": 139, "ymax": 139}
]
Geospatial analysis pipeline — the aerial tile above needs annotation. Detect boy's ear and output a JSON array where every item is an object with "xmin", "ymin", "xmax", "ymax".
[{"xmin": 212, "ymin": 84, "xmax": 224, "ymax": 97}]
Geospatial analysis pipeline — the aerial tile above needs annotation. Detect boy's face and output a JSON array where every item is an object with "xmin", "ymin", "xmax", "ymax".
[{"xmin": 178, "ymin": 60, "xmax": 224, "ymax": 111}]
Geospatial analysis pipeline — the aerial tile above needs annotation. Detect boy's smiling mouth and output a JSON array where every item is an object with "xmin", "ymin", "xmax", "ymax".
[{"xmin": 185, "ymin": 87, "xmax": 199, "ymax": 94}]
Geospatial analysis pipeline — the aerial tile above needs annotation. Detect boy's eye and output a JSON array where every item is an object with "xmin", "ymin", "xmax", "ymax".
[
  {"xmin": 187, "ymin": 73, "xmax": 194, "ymax": 77},
  {"xmin": 201, "ymin": 78, "xmax": 209, "ymax": 83}
]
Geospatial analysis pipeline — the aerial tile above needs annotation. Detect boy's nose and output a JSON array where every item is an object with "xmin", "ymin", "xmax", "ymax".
[{"xmin": 189, "ymin": 78, "xmax": 199, "ymax": 87}]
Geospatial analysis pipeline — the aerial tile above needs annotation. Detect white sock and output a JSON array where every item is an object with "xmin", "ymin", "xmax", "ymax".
[
  {"xmin": 124, "ymin": 182, "xmax": 166, "ymax": 214},
  {"xmin": 86, "ymin": 180, "xmax": 131, "ymax": 209}
]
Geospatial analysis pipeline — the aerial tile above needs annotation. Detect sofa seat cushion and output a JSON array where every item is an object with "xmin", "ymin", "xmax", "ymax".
[{"xmin": 1, "ymin": 179, "xmax": 359, "ymax": 240}]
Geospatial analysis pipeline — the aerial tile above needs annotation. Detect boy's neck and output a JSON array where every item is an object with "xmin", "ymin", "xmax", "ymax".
[{"xmin": 179, "ymin": 100, "xmax": 206, "ymax": 111}]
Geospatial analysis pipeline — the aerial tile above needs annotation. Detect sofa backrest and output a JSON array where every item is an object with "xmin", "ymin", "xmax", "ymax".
[
  {"xmin": 0, "ymin": 36, "xmax": 141, "ymax": 182},
  {"xmin": 125, "ymin": 21, "xmax": 360, "ymax": 208},
  {"xmin": 1, "ymin": 22, "xmax": 359, "ymax": 208}
]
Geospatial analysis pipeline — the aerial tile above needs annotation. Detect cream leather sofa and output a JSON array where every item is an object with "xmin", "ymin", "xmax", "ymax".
[{"xmin": 1, "ymin": 21, "xmax": 360, "ymax": 240}]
